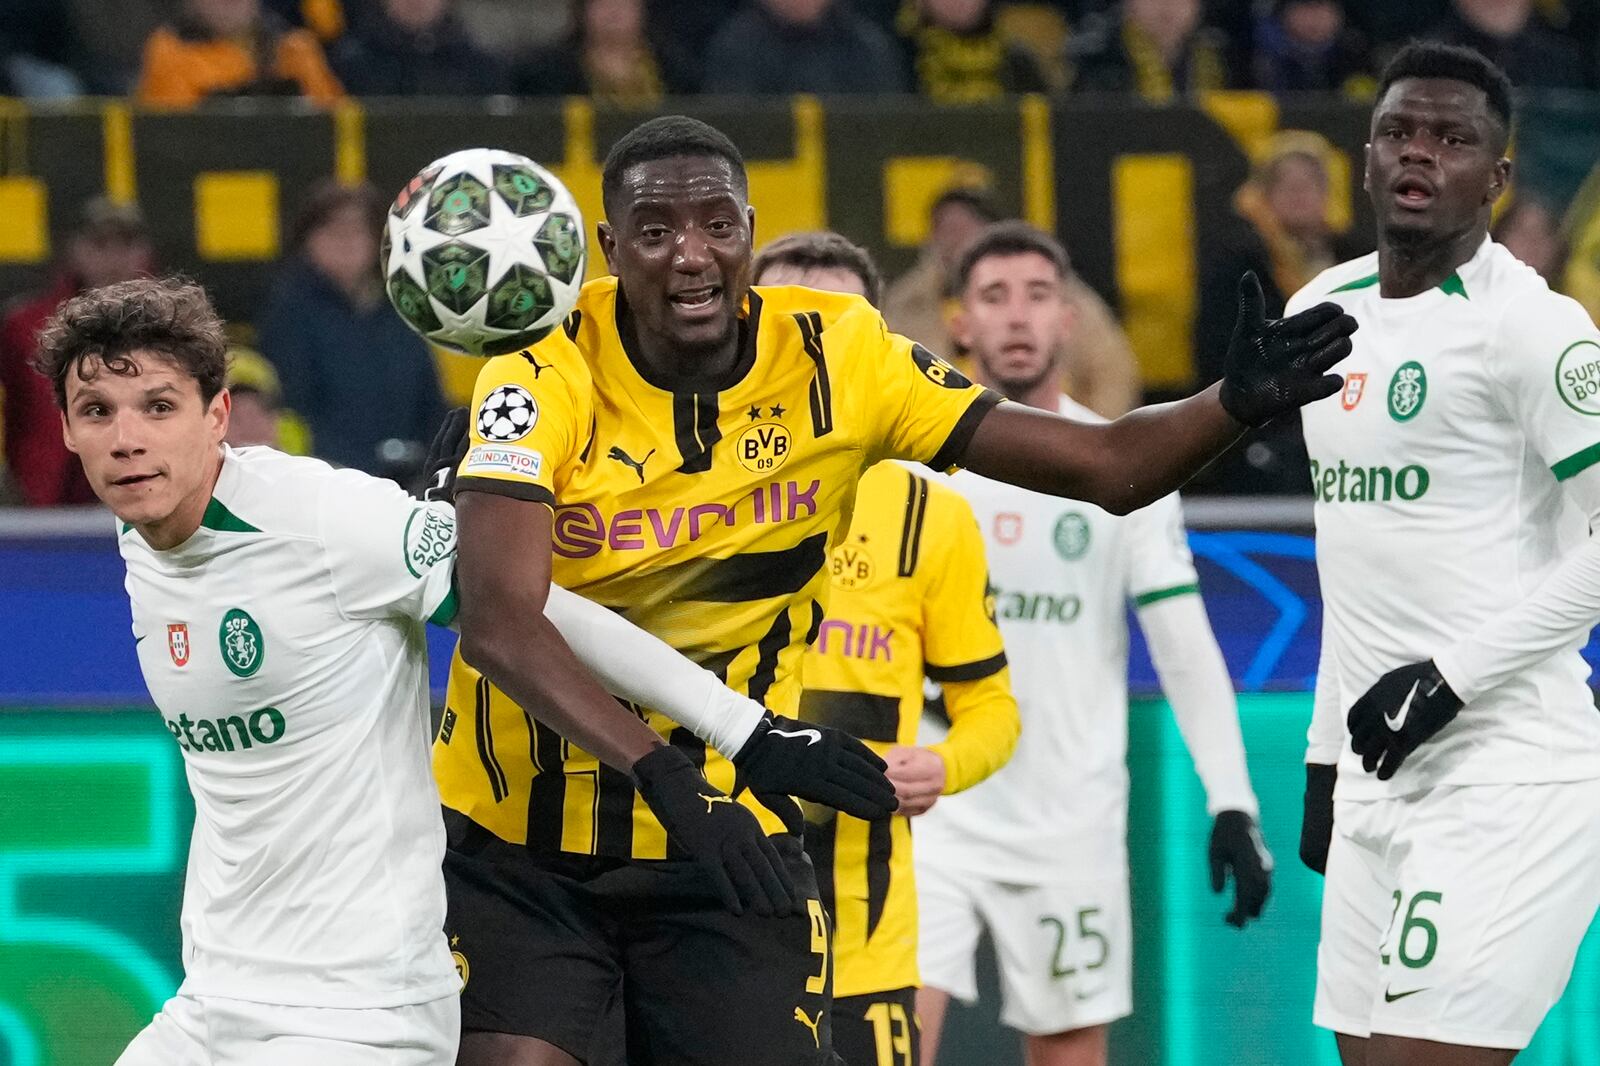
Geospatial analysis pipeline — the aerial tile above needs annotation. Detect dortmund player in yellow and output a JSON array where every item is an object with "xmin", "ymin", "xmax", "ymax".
[
  {"xmin": 436, "ymin": 115, "xmax": 1356, "ymax": 1066},
  {"xmin": 756, "ymin": 233, "xmax": 1021, "ymax": 1066}
]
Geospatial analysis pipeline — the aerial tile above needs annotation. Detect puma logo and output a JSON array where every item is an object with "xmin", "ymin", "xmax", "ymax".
[
  {"xmin": 607, "ymin": 445, "xmax": 655, "ymax": 483},
  {"xmin": 521, "ymin": 353, "xmax": 552, "ymax": 378},
  {"xmin": 702, "ymin": 793, "xmax": 734, "ymax": 814},
  {"xmin": 793, "ymin": 1007, "xmax": 823, "ymax": 1047}
]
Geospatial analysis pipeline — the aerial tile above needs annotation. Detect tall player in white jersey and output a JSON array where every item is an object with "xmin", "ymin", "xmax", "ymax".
[
  {"xmin": 912, "ymin": 223, "xmax": 1273, "ymax": 1066},
  {"xmin": 1295, "ymin": 43, "xmax": 1600, "ymax": 1066},
  {"xmin": 39, "ymin": 277, "xmax": 896, "ymax": 1064}
]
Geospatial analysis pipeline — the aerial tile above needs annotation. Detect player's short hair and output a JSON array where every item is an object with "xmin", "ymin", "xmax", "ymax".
[
  {"xmin": 954, "ymin": 221, "xmax": 1071, "ymax": 294},
  {"xmin": 1379, "ymin": 42, "xmax": 1513, "ymax": 141},
  {"xmin": 752, "ymin": 231, "xmax": 884, "ymax": 307},
  {"xmin": 601, "ymin": 115, "xmax": 748, "ymax": 218},
  {"xmin": 35, "ymin": 275, "xmax": 228, "ymax": 410}
]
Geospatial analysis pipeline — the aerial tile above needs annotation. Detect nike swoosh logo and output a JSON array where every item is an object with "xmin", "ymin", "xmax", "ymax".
[
  {"xmin": 770, "ymin": 727, "xmax": 822, "ymax": 746},
  {"xmin": 1384, "ymin": 987, "xmax": 1427, "ymax": 1003},
  {"xmin": 1386, "ymin": 681, "xmax": 1421, "ymax": 731},
  {"xmin": 134, "ymin": 635, "xmax": 146, "ymax": 645}
]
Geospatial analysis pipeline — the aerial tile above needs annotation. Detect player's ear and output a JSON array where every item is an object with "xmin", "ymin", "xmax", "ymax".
[
  {"xmin": 209, "ymin": 387, "xmax": 231, "ymax": 445},
  {"xmin": 596, "ymin": 221, "xmax": 617, "ymax": 275},
  {"xmin": 1361, "ymin": 143, "xmax": 1372, "ymax": 195},
  {"xmin": 746, "ymin": 204, "xmax": 757, "ymax": 244},
  {"xmin": 1488, "ymin": 156, "xmax": 1511, "ymax": 206},
  {"xmin": 59, "ymin": 409, "xmax": 79, "ymax": 455},
  {"xmin": 950, "ymin": 305, "xmax": 973, "ymax": 349}
]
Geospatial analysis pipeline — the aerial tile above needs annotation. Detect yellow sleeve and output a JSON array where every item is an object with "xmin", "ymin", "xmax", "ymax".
[
  {"xmin": 454, "ymin": 338, "xmax": 590, "ymax": 509},
  {"xmin": 918, "ymin": 484, "xmax": 1017, "ymax": 793},
  {"xmin": 833, "ymin": 300, "xmax": 1001, "ymax": 471},
  {"xmin": 931, "ymin": 668, "xmax": 1020, "ymax": 794}
]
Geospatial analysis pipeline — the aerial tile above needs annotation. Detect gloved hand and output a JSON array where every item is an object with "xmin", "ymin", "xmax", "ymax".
[
  {"xmin": 1209, "ymin": 809, "xmax": 1273, "ymax": 928},
  {"xmin": 1219, "ymin": 272, "xmax": 1357, "ymax": 427},
  {"xmin": 418, "ymin": 406, "xmax": 470, "ymax": 502},
  {"xmin": 1347, "ymin": 659, "xmax": 1462, "ymax": 781},
  {"xmin": 632, "ymin": 745, "xmax": 796, "ymax": 918},
  {"xmin": 1299, "ymin": 763, "xmax": 1337, "ymax": 875},
  {"xmin": 734, "ymin": 714, "xmax": 898, "ymax": 821}
]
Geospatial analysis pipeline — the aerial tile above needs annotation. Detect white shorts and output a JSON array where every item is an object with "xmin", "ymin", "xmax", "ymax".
[
  {"xmin": 115, "ymin": 993, "xmax": 460, "ymax": 1065},
  {"xmin": 1314, "ymin": 779, "xmax": 1600, "ymax": 1050},
  {"xmin": 916, "ymin": 860, "xmax": 1132, "ymax": 1035}
]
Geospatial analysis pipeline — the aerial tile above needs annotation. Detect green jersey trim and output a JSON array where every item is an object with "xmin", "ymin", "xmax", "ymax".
[
  {"xmin": 1133, "ymin": 582, "xmax": 1200, "ymax": 608},
  {"xmin": 428, "ymin": 580, "xmax": 460, "ymax": 627},
  {"xmin": 1551, "ymin": 441, "xmax": 1600, "ymax": 482},
  {"xmin": 1329, "ymin": 273, "xmax": 1378, "ymax": 293},
  {"xmin": 1325, "ymin": 272, "xmax": 1467, "ymax": 298},
  {"xmin": 122, "ymin": 498, "xmax": 261, "ymax": 536},
  {"xmin": 200, "ymin": 498, "xmax": 260, "ymax": 534}
]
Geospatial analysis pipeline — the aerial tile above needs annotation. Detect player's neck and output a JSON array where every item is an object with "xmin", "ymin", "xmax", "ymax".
[
  {"xmin": 136, "ymin": 446, "xmax": 225, "ymax": 551},
  {"xmin": 1377, "ymin": 222, "xmax": 1486, "ymax": 299}
]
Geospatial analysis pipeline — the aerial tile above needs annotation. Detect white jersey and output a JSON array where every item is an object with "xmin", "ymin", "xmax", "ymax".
[
  {"xmin": 916, "ymin": 396, "xmax": 1246, "ymax": 882},
  {"xmin": 120, "ymin": 446, "xmax": 460, "ymax": 1009},
  {"xmin": 1297, "ymin": 239, "xmax": 1600, "ymax": 799}
]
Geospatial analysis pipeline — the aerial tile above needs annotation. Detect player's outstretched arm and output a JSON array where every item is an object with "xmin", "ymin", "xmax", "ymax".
[
  {"xmin": 455, "ymin": 491, "xmax": 797, "ymax": 917},
  {"xmin": 960, "ymin": 274, "xmax": 1355, "ymax": 514}
]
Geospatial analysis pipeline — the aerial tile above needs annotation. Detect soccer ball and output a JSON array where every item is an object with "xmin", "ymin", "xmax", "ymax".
[
  {"xmin": 382, "ymin": 148, "xmax": 587, "ymax": 357},
  {"xmin": 477, "ymin": 384, "xmax": 538, "ymax": 442}
]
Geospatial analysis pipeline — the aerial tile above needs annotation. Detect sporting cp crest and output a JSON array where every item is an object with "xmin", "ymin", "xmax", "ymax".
[
  {"xmin": 1342, "ymin": 372, "xmax": 1367, "ymax": 411},
  {"xmin": 167, "ymin": 623, "xmax": 190, "ymax": 667},
  {"xmin": 219, "ymin": 608, "xmax": 265, "ymax": 678},
  {"xmin": 1388, "ymin": 361, "xmax": 1427, "ymax": 422}
]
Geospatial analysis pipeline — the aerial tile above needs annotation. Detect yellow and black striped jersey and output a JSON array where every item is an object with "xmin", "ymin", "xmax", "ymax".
[
  {"xmin": 800, "ymin": 461, "xmax": 1019, "ymax": 997},
  {"xmin": 434, "ymin": 277, "xmax": 1002, "ymax": 859}
]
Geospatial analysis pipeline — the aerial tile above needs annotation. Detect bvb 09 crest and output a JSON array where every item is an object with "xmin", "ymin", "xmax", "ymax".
[{"xmin": 219, "ymin": 608, "xmax": 265, "ymax": 678}]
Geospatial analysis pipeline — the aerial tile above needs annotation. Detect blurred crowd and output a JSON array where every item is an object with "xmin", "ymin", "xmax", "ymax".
[
  {"xmin": 5, "ymin": 0, "xmax": 1600, "ymax": 105},
  {"xmin": 1, "ymin": 0, "xmax": 1595, "ymax": 505}
]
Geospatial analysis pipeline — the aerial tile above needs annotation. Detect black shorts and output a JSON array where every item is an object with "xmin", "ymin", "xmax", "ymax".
[
  {"xmin": 831, "ymin": 988, "xmax": 919, "ymax": 1066},
  {"xmin": 443, "ymin": 811, "xmax": 843, "ymax": 1066}
]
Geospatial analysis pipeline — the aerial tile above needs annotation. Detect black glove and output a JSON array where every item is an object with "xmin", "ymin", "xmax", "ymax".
[
  {"xmin": 632, "ymin": 744, "xmax": 797, "ymax": 918},
  {"xmin": 1347, "ymin": 659, "xmax": 1462, "ymax": 781},
  {"xmin": 418, "ymin": 406, "xmax": 470, "ymax": 502},
  {"xmin": 734, "ymin": 714, "xmax": 898, "ymax": 821},
  {"xmin": 1219, "ymin": 272, "xmax": 1357, "ymax": 427},
  {"xmin": 1299, "ymin": 762, "xmax": 1336, "ymax": 876},
  {"xmin": 1209, "ymin": 809, "xmax": 1273, "ymax": 928}
]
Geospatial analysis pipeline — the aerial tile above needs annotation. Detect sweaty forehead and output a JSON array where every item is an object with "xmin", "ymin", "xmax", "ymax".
[{"xmin": 617, "ymin": 155, "xmax": 746, "ymax": 211}]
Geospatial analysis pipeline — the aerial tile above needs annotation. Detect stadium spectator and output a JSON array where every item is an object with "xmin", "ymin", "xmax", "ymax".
[
  {"xmin": 1423, "ymin": 0, "xmax": 1586, "ymax": 89},
  {"xmin": 1494, "ymin": 194, "xmax": 1569, "ymax": 282},
  {"xmin": 701, "ymin": 0, "xmax": 909, "ymax": 94},
  {"xmin": 256, "ymin": 181, "xmax": 443, "ymax": 481},
  {"xmin": 222, "ymin": 346, "xmax": 287, "ymax": 449},
  {"xmin": 897, "ymin": 0, "xmax": 1049, "ymax": 102},
  {"xmin": 61, "ymin": 0, "xmax": 179, "ymax": 94},
  {"xmin": 514, "ymin": 0, "xmax": 693, "ymax": 103},
  {"xmin": 1064, "ymin": 0, "xmax": 1235, "ymax": 100},
  {"xmin": 136, "ymin": 0, "xmax": 344, "ymax": 107},
  {"xmin": 0, "ymin": 0, "xmax": 85, "ymax": 98},
  {"xmin": 0, "ymin": 198, "xmax": 154, "ymax": 506},
  {"xmin": 1251, "ymin": 0, "xmax": 1375, "ymax": 95},
  {"xmin": 329, "ymin": 0, "xmax": 508, "ymax": 96},
  {"xmin": 1195, "ymin": 131, "xmax": 1358, "ymax": 493}
]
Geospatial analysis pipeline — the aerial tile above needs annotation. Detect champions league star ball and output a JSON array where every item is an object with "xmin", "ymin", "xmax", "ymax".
[{"xmin": 382, "ymin": 148, "xmax": 587, "ymax": 357}]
